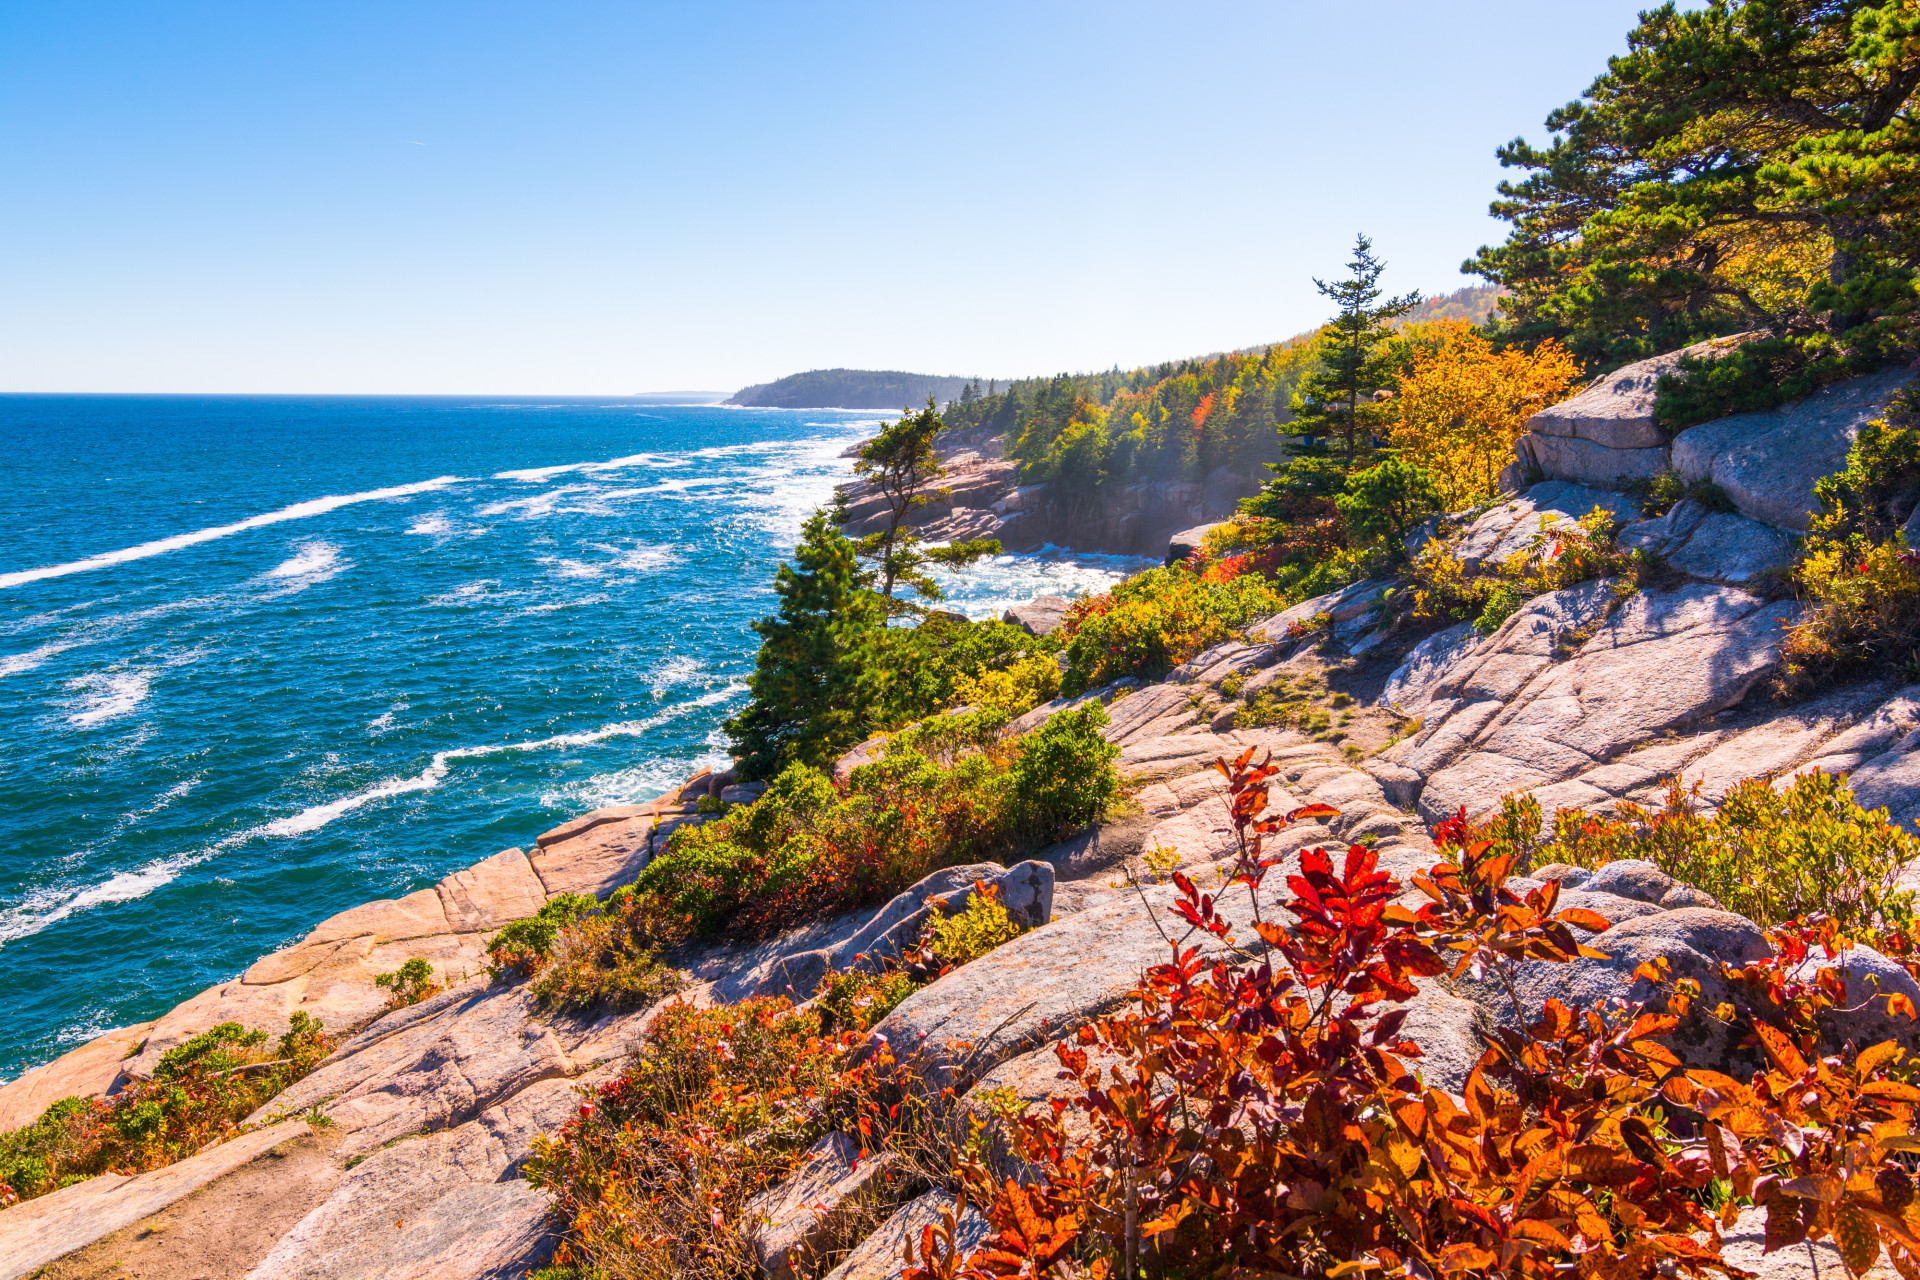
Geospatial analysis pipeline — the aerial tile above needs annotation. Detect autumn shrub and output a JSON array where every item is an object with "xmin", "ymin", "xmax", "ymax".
[
  {"xmin": 950, "ymin": 651, "xmax": 1061, "ymax": 716},
  {"xmin": 903, "ymin": 749, "xmax": 1920, "ymax": 1280},
  {"xmin": 1410, "ymin": 506, "xmax": 1640, "ymax": 634},
  {"xmin": 485, "ymin": 892, "xmax": 599, "ymax": 981},
  {"xmin": 1056, "ymin": 567, "xmax": 1285, "ymax": 695},
  {"xmin": 1388, "ymin": 319, "xmax": 1583, "ymax": 507},
  {"xmin": 530, "ymin": 888, "xmax": 687, "ymax": 1014},
  {"xmin": 862, "ymin": 616, "xmax": 1061, "ymax": 734},
  {"xmin": 0, "ymin": 1013, "xmax": 334, "ymax": 1207},
  {"xmin": 1630, "ymin": 469, "xmax": 1737, "ymax": 518},
  {"xmin": 1467, "ymin": 770, "xmax": 1918, "ymax": 936},
  {"xmin": 635, "ymin": 704, "xmax": 1117, "ymax": 944},
  {"xmin": 372, "ymin": 957, "xmax": 441, "ymax": 1010},
  {"xmin": 526, "ymin": 885, "xmax": 1039, "ymax": 1280}
]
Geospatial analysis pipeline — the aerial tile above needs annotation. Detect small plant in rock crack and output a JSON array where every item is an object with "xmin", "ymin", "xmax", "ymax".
[
  {"xmin": 372, "ymin": 958, "xmax": 441, "ymax": 1010},
  {"xmin": 904, "ymin": 745, "xmax": 1920, "ymax": 1280}
]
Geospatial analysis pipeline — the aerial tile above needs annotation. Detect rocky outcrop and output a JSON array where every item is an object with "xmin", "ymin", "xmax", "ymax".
[
  {"xmin": 836, "ymin": 438, "xmax": 1261, "ymax": 559},
  {"xmin": 1512, "ymin": 341, "xmax": 1914, "ymax": 535},
  {"xmin": 1002, "ymin": 594, "xmax": 1071, "ymax": 636}
]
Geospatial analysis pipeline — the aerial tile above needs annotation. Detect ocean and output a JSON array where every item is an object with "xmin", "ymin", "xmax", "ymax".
[{"xmin": 0, "ymin": 396, "xmax": 1146, "ymax": 1081}]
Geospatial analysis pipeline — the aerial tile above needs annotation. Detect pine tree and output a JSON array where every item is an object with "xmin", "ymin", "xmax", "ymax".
[
  {"xmin": 725, "ymin": 511, "xmax": 883, "ymax": 780},
  {"xmin": 1291, "ymin": 234, "xmax": 1420, "ymax": 471},
  {"xmin": 847, "ymin": 399, "xmax": 999, "ymax": 615}
]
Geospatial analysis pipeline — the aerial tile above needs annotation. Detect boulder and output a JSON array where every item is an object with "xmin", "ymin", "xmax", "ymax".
[
  {"xmin": 435, "ymin": 847, "xmax": 546, "ymax": 933},
  {"xmin": 833, "ymin": 862, "xmax": 1054, "ymax": 973},
  {"xmin": 1793, "ymin": 944, "xmax": 1920, "ymax": 1055},
  {"xmin": 1577, "ymin": 859, "xmax": 1676, "ymax": 905},
  {"xmin": 1407, "ymin": 585, "xmax": 1796, "ymax": 823},
  {"xmin": 534, "ymin": 803, "xmax": 657, "ymax": 849},
  {"xmin": 824, "ymin": 1189, "xmax": 992, "ymax": 1280},
  {"xmin": 1661, "ymin": 511, "xmax": 1800, "ymax": 583},
  {"xmin": 1672, "ymin": 366, "xmax": 1916, "ymax": 531},
  {"xmin": 527, "ymin": 813, "xmax": 656, "ymax": 898},
  {"xmin": 752, "ymin": 948, "xmax": 834, "ymax": 1001},
  {"xmin": 1379, "ymin": 622, "xmax": 1479, "ymax": 714},
  {"xmin": 1002, "ymin": 594, "xmax": 1072, "ymax": 637},
  {"xmin": 1166, "ymin": 523, "xmax": 1225, "ymax": 567},
  {"xmin": 1526, "ymin": 336, "xmax": 1749, "ymax": 450}
]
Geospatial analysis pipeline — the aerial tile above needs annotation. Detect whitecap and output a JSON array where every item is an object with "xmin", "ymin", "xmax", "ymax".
[
  {"xmin": 264, "ymin": 540, "xmax": 344, "ymax": 580},
  {"xmin": 0, "ymin": 851, "xmax": 205, "ymax": 946},
  {"xmin": 407, "ymin": 513, "xmax": 455, "ymax": 536},
  {"xmin": 257, "ymin": 684, "xmax": 747, "ymax": 839},
  {"xmin": 541, "ymin": 748, "xmax": 733, "ymax": 812},
  {"xmin": 0, "ymin": 641, "xmax": 75, "ymax": 678},
  {"xmin": 64, "ymin": 670, "xmax": 152, "ymax": 727},
  {"xmin": 0, "ymin": 475, "xmax": 465, "ymax": 590},
  {"xmin": 492, "ymin": 452, "xmax": 680, "ymax": 483}
]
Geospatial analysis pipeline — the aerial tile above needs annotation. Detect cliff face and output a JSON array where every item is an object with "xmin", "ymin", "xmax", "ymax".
[
  {"xmin": 13, "ymin": 360, "xmax": 1920, "ymax": 1278},
  {"xmin": 836, "ymin": 428, "xmax": 1261, "ymax": 559}
]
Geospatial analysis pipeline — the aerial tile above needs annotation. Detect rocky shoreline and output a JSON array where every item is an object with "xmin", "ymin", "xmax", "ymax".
[
  {"xmin": 11, "ymin": 351, "xmax": 1920, "ymax": 1278},
  {"xmin": 834, "ymin": 424, "xmax": 1261, "ymax": 559}
]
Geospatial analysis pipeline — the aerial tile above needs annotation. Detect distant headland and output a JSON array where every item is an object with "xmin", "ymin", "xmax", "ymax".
[{"xmin": 725, "ymin": 368, "xmax": 986, "ymax": 410}]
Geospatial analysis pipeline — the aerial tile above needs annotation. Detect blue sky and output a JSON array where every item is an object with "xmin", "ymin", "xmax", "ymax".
[{"xmin": 1, "ymin": 2, "xmax": 1657, "ymax": 394}]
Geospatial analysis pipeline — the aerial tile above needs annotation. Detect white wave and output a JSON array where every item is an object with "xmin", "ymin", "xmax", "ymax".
[
  {"xmin": 427, "ymin": 580, "xmax": 509, "ymax": 607},
  {"xmin": 541, "ymin": 748, "xmax": 733, "ymax": 812},
  {"xmin": 650, "ymin": 654, "xmax": 703, "ymax": 692},
  {"xmin": 265, "ymin": 540, "xmax": 344, "ymax": 580},
  {"xmin": 0, "ymin": 850, "xmax": 207, "ymax": 946},
  {"xmin": 616, "ymin": 545, "xmax": 679, "ymax": 573},
  {"xmin": 260, "ymin": 684, "xmax": 747, "ymax": 839},
  {"xmin": 0, "ymin": 476, "xmax": 465, "ymax": 590},
  {"xmin": 367, "ymin": 711, "xmax": 397, "ymax": 735},
  {"xmin": 0, "ymin": 641, "xmax": 75, "ymax": 677},
  {"xmin": 517, "ymin": 595, "xmax": 608, "ymax": 614},
  {"xmin": 493, "ymin": 451, "xmax": 679, "ymax": 482},
  {"xmin": 407, "ymin": 513, "xmax": 455, "ymax": 536},
  {"xmin": 123, "ymin": 777, "xmax": 200, "ymax": 825},
  {"xmin": 65, "ymin": 670, "xmax": 152, "ymax": 727},
  {"xmin": 541, "ymin": 557, "xmax": 603, "ymax": 580}
]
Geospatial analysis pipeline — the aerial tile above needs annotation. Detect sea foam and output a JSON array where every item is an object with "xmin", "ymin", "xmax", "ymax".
[{"xmin": 0, "ymin": 476, "xmax": 464, "ymax": 590}]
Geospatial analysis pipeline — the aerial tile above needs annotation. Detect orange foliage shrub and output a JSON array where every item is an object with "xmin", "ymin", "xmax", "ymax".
[{"xmin": 905, "ymin": 750, "xmax": 1920, "ymax": 1280}]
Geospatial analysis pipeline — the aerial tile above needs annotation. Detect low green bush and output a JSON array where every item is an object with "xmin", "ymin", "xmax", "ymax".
[
  {"xmin": 372, "ymin": 957, "xmax": 441, "ymax": 1010},
  {"xmin": 0, "ymin": 1014, "xmax": 334, "ymax": 1207},
  {"xmin": 636, "ymin": 704, "xmax": 1116, "ymax": 944},
  {"xmin": 485, "ymin": 893, "xmax": 598, "ymax": 980},
  {"xmin": 1057, "ymin": 567, "xmax": 1286, "ymax": 695},
  {"xmin": 1459, "ymin": 769, "xmax": 1917, "ymax": 935}
]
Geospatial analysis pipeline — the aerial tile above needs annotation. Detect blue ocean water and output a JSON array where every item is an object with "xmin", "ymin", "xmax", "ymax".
[{"xmin": 0, "ymin": 396, "xmax": 1145, "ymax": 1081}]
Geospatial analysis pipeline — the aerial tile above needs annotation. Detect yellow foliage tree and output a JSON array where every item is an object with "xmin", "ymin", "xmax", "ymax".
[{"xmin": 1389, "ymin": 320, "xmax": 1584, "ymax": 507}]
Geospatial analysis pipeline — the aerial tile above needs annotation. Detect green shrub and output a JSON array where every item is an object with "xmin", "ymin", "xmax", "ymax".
[
  {"xmin": 1057, "ymin": 567, "xmax": 1286, "ymax": 695},
  {"xmin": 486, "ymin": 893, "xmax": 599, "ymax": 981},
  {"xmin": 636, "ymin": 705, "xmax": 1117, "ymax": 944},
  {"xmin": 372, "ymin": 958, "xmax": 440, "ymax": 1010},
  {"xmin": 1332, "ymin": 456, "xmax": 1442, "ymax": 552},
  {"xmin": 1778, "ymin": 402, "xmax": 1920, "ymax": 695},
  {"xmin": 1465, "ymin": 770, "xmax": 1917, "ymax": 934},
  {"xmin": 0, "ymin": 1013, "xmax": 334, "ymax": 1207}
]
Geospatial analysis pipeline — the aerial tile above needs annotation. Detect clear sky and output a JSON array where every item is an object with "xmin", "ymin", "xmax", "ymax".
[{"xmin": 1, "ymin": 1, "xmax": 1658, "ymax": 394}]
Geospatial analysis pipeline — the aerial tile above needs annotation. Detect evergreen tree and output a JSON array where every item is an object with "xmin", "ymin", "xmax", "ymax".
[
  {"xmin": 725, "ymin": 511, "xmax": 882, "ymax": 780},
  {"xmin": 1292, "ymin": 234, "xmax": 1421, "ymax": 471},
  {"xmin": 846, "ymin": 399, "xmax": 1000, "ymax": 615},
  {"xmin": 1471, "ymin": 0, "xmax": 1920, "ymax": 375}
]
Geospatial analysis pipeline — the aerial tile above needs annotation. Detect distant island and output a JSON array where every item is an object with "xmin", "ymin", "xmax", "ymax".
[{"xmin": 725, "ymin": 368, "xmax": 986, "ymax": 410}]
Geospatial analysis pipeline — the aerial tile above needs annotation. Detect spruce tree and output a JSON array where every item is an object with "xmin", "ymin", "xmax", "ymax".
[
  {"xmin": 725, "ymin": 511, "xmax": 882, "ymax": 780},
  {"xmin": 1291, "ymin": 234, "xmax": 1420, "ymax": 472}
]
